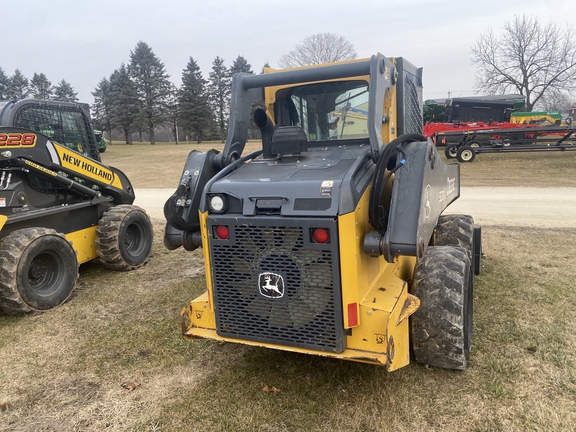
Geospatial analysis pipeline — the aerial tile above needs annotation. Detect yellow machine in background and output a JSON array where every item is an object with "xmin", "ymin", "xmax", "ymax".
[
  {"xmin": 0, "ymin": 99, "xmax": 153, "ymax": 314},
  {"xmin": 510, "ymin": 111, "xmax": 568, "ymax": 127},
  {"xmin": 165, "ymin": 55, "xmax": 481, "ymax": 371}
]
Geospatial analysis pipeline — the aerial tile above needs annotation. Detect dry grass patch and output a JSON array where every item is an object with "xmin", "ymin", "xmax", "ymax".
[
  {"xmin": 100, "ymin": 140, "xmax": 576, "ymax": 189},
  {"xmin": 100, "ymin": 140, "xmax": 262, "ymax": 189},
  {"xmin": 2, "ymin": 138, "xmax": 575, "ymax": 430},
  {"xmin": 2, "ymin": 225, "xmax": 575, "ymax": 431},
  {"xmin": 456, "ymin": 151, "xmax": 576, "ymax": 188}
]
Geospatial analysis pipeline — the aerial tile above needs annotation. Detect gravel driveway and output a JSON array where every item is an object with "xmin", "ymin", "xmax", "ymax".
[{"xmin": 135, "ymin": 187, "xmax": 576, "ymax": 229}]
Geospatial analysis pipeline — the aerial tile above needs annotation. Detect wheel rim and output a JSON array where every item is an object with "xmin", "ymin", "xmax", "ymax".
[
  {"xmin": 470, "ymin": 142, "xmax": 480, "ymax": 148},
  {"xmin": 448, "ymin": 146, "xmax": 457, "ymax": 157},
  {"xmin": 461, "ymin": 149, "xmax": 473, "ymax": 161},
  {"xmin": 124, "ymin": 222, "xmax": 147, "ymax": 257},
  {"xmin": 27, "ymin": 251, "xmax": 64, "ymax": 297}
]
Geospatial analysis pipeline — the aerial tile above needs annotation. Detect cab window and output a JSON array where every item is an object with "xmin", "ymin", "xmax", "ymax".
[{"xmin": 277, "ymin": 80, "xmax": 369, "ymax": 142}]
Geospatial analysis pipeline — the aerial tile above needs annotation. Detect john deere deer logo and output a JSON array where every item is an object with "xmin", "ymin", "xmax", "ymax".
[{"xmin": 258, "ymin": 272, "xmax": 285, "ymax": 298}]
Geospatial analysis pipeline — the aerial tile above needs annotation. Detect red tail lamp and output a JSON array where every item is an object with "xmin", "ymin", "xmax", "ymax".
[
  {"xmin": 214, "ymin": 225, "xmax": 229, "ymax": 240},
  {"xmin": 311, "ymin": 228, "xmax": 329, "ymax": 244}
]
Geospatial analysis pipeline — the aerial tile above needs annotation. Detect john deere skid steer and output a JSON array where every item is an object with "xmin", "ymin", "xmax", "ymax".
[
  {"xmin": 0, "ymin": 99, "xmax": 153, "ymax": 314},
  {"xmin": 164, "ymin": 55, "xmax": 481, "ymax": 370}
]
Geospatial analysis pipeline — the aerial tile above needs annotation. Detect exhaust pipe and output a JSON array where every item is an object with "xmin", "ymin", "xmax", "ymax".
[{"xmin": 254, "ymin": 108, "xmax": 275, "ymax": 159}]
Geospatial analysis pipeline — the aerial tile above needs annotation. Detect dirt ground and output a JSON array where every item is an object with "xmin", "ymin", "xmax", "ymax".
[{"xmin": 135, "ymin": 186, "xmax": 576, "ymax": 228}]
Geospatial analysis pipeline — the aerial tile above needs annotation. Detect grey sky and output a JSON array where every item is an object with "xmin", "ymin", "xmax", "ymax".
[{"xmin": 3, "ymin": 0, "xmax": 574, "ymax": 105}]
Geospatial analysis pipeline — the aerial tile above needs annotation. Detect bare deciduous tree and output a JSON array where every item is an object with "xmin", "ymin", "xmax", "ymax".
[
  {"xmin": 472, "ymin": 14, "xmax": 576, "ymax": 111},
  {"xmin": 538, "ymin": 90, "xmax": 575, "ymax": 112},
  {"xmin": 278, "ymin": 33, "xmax": 357, "ymax": 68}
]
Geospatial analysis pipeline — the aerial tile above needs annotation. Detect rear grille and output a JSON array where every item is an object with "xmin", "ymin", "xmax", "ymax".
[
  {"xmin": 403, "ymin": 77, "xmax": 423, "ymax": 135},
  {"xmin": 208, "ymin": 216, "xmax": 344, "ymax": 352},
  {"xmin": 396, "ymin": 57, "xmax": 423, "ymax": 136}
]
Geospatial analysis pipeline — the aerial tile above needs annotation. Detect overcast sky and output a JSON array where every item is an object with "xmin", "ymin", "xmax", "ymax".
[{"xmin": 3, "ymin": 0, "xmax": 573, "ymax": 105}]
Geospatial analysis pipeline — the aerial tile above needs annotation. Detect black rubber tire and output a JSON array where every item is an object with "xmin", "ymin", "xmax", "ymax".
[
  {"xmin": 435, "ymin": 214, "xmax": 481, "ymax": 276},
  {"xmin": 96, "ymin": 205, "xmax": 153, "ymax": 271},
  {"xmin": 473, "ymin": 226, "xmax": 482, "ymax": 275},
  {"xmin": 468, "ymin": 140, "xmax": 482, "ymax": 148},
  {"xmin": 445, "ymin": 143, "xmax": 458, "ymax": 159},
  {"xmin": 435, "ymin": 214, "xmax": 474, "ymax": 260},
  {"xmin": 411, "ymin": 246, "xmax": 472, "ymax": 370},
  {"xmin": 457, "ymin": 145, "xmax": 475, "ymax": 163},
  {"xmin": 0, "ymin": 228, "xmax": 78, "ymax": 314}
]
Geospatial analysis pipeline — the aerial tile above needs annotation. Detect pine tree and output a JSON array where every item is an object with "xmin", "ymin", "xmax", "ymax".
[
  {"xmin": 166, "ymin": 83, "xmax": 180, "ymax": 143},
  {"xmin": 109, "ymin": 64, "xmax": 140, "ymax": 145},
  {"xmin": 208, "ymin": 56, "xmax": 231, "ymax": 142},
  {"xmin": 7, "ymin": 70, "xmax": 29, "ymax": 99},
  {"xmin": 53, "ymin": 79, "xmax": 78, "ymax": 102},
  {"xmin": 229, "ymin": 55, "xmax": 253, "ymax": 76},
  {"xmin": 0, "ymin": 68, "xmax": 9, "ymax": 99},
  {"xmin": 92, "ymin": 78, "xmax": 114, "ymax": 140},
  {"xmin": 230, "ymin": 56, "xmax": 261, "ymax": 140},
  {"xmin": 179, "ymin": 57, "xmax": 213, "ymax": 144},
  {"xmin": 30, "ymin": 73, "xmax": 53, "ymax": 99},
  {"xmin": 129, "ymin": 41, "xmax": 172, "ymax": 144}
]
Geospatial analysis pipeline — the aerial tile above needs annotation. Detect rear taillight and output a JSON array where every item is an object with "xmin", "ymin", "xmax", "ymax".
[
  {"xmin": 311, "ymin": 228, "xmax": 329, "ymax": 244},
  {"xmin": 214, "ymin": 225, "xmax": 229, "ymax": 240}
]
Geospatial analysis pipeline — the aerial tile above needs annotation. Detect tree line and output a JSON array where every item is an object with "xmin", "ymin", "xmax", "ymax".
[
  {"xmin": 0, "ymin": 69, "xmax": 78, "ymax": 102},
  {"xmin": 3, "ymin": 21, "xmax": 575, "ymax": 145},
  {"xmin": 2, "ymin": 34, "xmax": 357, "ymax": 146},
  {"xmin": 0, "ymin": 41, "xmax": 259, "ymax": 145},
  {"xmin": 91, "ymin": 41, "xmax": 257, "ymax": 145}
]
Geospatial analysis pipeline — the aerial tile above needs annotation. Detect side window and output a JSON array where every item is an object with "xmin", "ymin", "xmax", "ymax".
[
  {"xmin": 60, "ymin": 111, "xmax": 91, "ymax": 154},
  {"xmin": 333, "ymin": 86, "xmax": 369, "ymax": 140},
  {"xmin": 290, "ymin": 95, "xmax": 309, "ymax": 136}
]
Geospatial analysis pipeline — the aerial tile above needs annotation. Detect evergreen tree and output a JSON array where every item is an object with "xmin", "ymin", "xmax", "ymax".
[
  {"xmin": 129, "ymin": 41, "xmax": 172, "ymax": 144},
  {"xmin": 261, "ymin": 62, "xmax": 271, "ymax": 74},
  {"xmin": 53, "ymin": 79, "xmax": 78, "ymax": 102},
  {"xmin": 0, "ymin": 68, "xmax": 9, "ymax": 99},
  {"xmin": 92, "ymin": 78, "xmax": 114, "ymax": 140},
  {"xmin": 30, "ymin": 73, "xmax": 53, "ymax": 99},
  {"xmin": 229, "ymin": 55, "xmax": 253, "ymax": 76},
  {"xmin": 208, "ymin": 56, "xmax": 231, "ymax": 142},
  {"xmin": 109, "ymin": 64, "xmax": 140, "ymax": 145},
  {"xmin": 230, "ymin": 56, "xmax": 261, "ymax": 139},
  {"xmin": 166, "ymin": 83, "xmax": 180, "ymax": 143},
  {"xmin": 7, "ymin": 70, "xmax": 29, "ymax": 99},
  {"xmin": 179, "ymin": 57, "xmax": 213, "ymax": 144}
]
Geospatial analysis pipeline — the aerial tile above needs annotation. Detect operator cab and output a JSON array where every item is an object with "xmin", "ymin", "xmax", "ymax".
[{"xmin": 0, "ymin": 99, "xmax": 101, "ymax": 161}]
